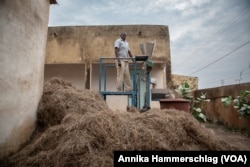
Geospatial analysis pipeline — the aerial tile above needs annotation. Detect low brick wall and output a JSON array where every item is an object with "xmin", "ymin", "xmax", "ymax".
[{"xmin": 194, "ymin": 82, "xmax": 250, "ymax": 129}]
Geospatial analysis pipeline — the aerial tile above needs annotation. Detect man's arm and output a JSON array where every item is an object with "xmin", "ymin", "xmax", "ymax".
[
  {"xmin": 115, "ymin": 47, "xmax": 119, "ymax": 58},
  {"xmin": 115, "ymin": 47, "xmax": 121, "ymax": 66},
  {"xmin": 128, "ymin": 50, "xmax": 135, "ymax": 63},
  {"xmin": 128, "ymin": 50, "xmax": 133, "ymax": 58}
]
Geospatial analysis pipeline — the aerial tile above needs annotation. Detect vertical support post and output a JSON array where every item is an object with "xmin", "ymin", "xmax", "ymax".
[
  {"xmin": 85, "ymin": 63, "xmax": 91, "ymax": 89},
  {"xmin": 104, "ymin": 65, "xmax": 107, "ymax": 91},
  {"xmin": 132, "ymin": 58, "xmax": 137, "ymax": 107},
  {"xmin": 145, "ymin": 71, "xmax": 151, "ymax": 109},
  {"xmin": 99, "ymin": 58, "xmax": 102, "ymax": 93},
  {"xmin": 89, "ymin": 63, "xmax": 92, "ymax": 90}
]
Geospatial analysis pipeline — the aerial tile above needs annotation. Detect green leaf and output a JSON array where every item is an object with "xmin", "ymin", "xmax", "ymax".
[
  {"xmin": 198, "ymin": 113, "xmax": 206, "ymax": 122},
  {"xmin": 239, "ymin": 111, "xmax": 245, "ymax": 116},
  {"xmin": 243, "ymin": 104, "xmax": 248, "ymax": 107},
  {"xmin": 233, "ymin": 98, "xmax": 239, "ymax": 103},
  {"xmin": 234, "ymin": 106, "xmax": 239, "ymax": 109},
  {"xmin": 196, "ymin": 98, "xmax": 201, "ymax": 101},
  {"xmin": 183, "ymin": 82, "xmax": 190, "ymax": 88},
  {"xmin": 221, "ymin": 98, "xmax": 226, "ymax": 102},
  {"xmin": 195, "ymin": 108, "xmax": 202, "ymax": 112},
  {"xmin": 200, "ymin": 92, "xmax": 207, "ymax": 99},
  {"xmin": 240, "ymin": 106, "xmax": 246, "ymax": 111},
  {"xmin": 222, "ymin": 96, "xmax": 232, "ymax": 107}
]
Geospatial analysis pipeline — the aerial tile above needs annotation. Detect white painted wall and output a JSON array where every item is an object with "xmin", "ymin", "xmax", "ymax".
[
  {"xmin": 150, "ymin": 63, "xmax": 166, "ymax": 109},
  {"xmin": 0, "ymin": 0, "xmax": 50, "ymax": 158},
  {"xmin": 44, "ymin": 64, "xmax": 85, "ymax": 90}
]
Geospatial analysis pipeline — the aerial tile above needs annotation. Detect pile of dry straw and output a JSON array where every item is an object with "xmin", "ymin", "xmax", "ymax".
[{"xmin": 1, "ymin": 78, "xmax": 237, "ymax": 167}]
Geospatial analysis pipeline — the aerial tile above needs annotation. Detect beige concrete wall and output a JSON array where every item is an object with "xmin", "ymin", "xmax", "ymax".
[
  {"xmin": 194, "ymin": 83, "xmax": 250, "ymax": 129},
  {"xmin": 46, "ymin": 25, "xmax": 171, "ymax": 63},
  {"xmin": 0, "ymin": 0, "xmax": 50, "ymax": 158}
]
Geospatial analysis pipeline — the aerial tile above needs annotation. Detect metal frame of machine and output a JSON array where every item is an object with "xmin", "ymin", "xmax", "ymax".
[{"xmin": 99, "ymin": 42, "xmax": 155, "ymax": 111}]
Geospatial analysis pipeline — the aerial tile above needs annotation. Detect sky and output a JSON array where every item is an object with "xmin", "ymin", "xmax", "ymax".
[{"xmin": 48, "ymin": 0, "xmax": 250, "ymax": 89}]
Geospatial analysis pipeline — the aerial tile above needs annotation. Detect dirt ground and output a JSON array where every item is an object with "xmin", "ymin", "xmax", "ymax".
[{"xmin": 202, "ymin": 122, "xmax": 250, "ymax": 150}]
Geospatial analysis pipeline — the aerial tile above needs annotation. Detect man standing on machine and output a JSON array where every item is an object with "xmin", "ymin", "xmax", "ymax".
[{"xmin": 114, "ymin": 32, "xmax": 133, "ymax": 92}]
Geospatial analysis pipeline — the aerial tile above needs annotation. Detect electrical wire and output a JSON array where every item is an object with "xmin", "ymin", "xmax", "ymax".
[
  {"xmin": 177, "ymin": 5, "xmax": 249, "ymax": 68},
  {"xmin": 189, "ymin": 25, "xmax": 250, "ymax": 70},
  {"xmin": 189, "ymin": 41, "xmax": 250, "ymax": 75},
  {"xmin": 201, "ymin": 71, "xmax": 250, "ymax": 84}
]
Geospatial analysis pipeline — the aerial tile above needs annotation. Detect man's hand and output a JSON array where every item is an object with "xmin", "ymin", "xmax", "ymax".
[
  {"xmin": 131, "ymin": 56, "xmax": 135, "ymax": 63},
  {"xmin": 118, "ymin": 60, "xmax": 121, "ymax": 67}
]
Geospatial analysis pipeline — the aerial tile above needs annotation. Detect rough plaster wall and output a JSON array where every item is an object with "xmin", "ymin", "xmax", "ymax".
[
  {"xmin": 0, "ymin": 0, "xmax": 50, "ymax": 158},
  {"xmin": 46, "ymin": 25, "xmax": 171, "ymax": 63}
]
